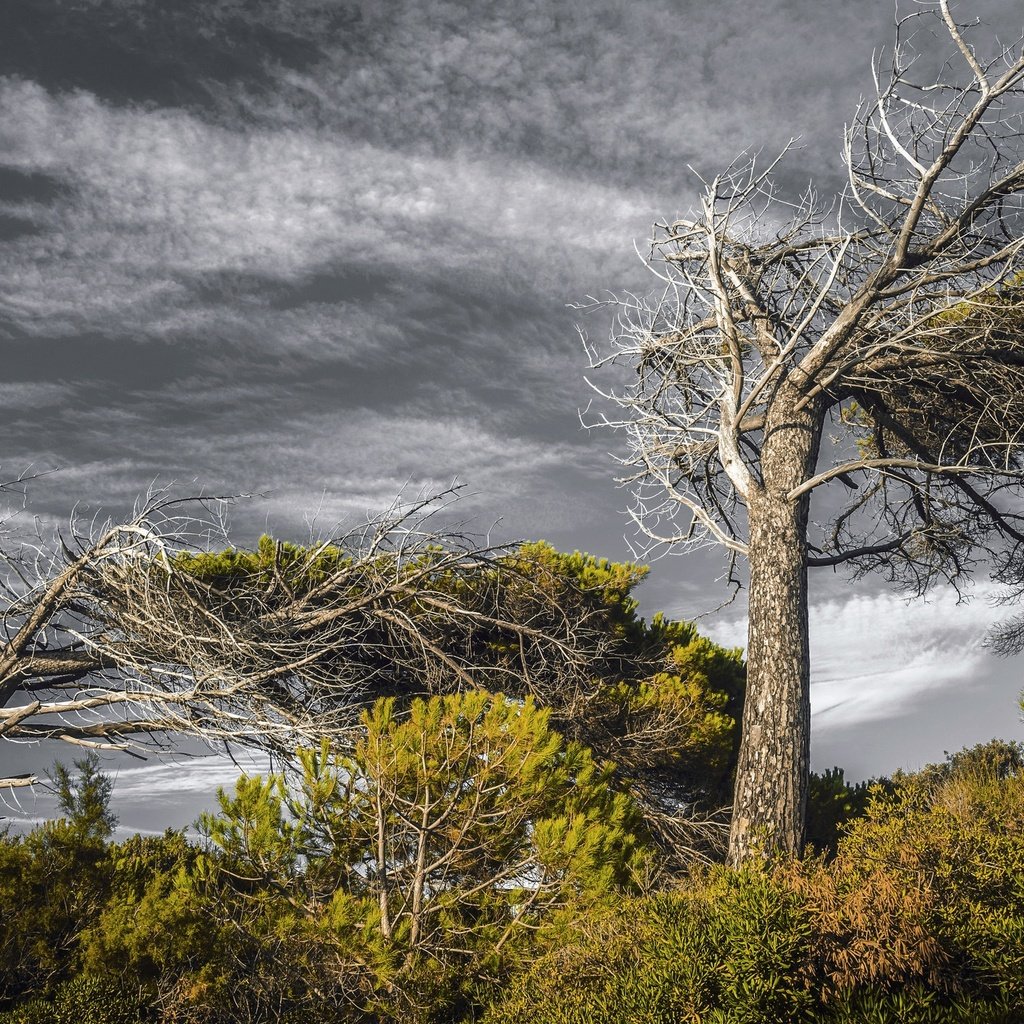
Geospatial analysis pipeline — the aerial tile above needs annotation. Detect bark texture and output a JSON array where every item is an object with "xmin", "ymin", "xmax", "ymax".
[{"xmin": 727, "ymin": 403, "xmax": 819, "ymax": 866}]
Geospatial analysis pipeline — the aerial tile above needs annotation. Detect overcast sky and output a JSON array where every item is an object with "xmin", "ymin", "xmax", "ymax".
[{"xmin": 2, "ymin": 0, "xmax": 1023, "ymax": 833}]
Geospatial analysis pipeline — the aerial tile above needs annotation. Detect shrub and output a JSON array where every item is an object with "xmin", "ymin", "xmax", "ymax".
[
  {"xmin": 0, "ymin": 976, "xmax": 148, "ymax": 1024},
  {"xmin": 486, "ymin": 865, "xmax": 818, "ymax": 1024},
  {"xmin": 806, "ymin": 766, "xmax": 880, "ymax": 856},
  {"xmin": 0, "ymin": 821, "xmax": 111, "ymax": 1003},
  {"xmin": 832, "ymin": 740, "xmax": 1024, "ymax": 1004},
  {"xmin": 487, "ymin": 741, "xmax": 1024, "ymax": 1024}
]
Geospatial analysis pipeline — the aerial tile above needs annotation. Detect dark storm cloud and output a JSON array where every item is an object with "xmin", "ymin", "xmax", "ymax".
[
  {"xmin": 0, "ymin": 166, "xmax": 66, "ymax": 203},
  {"xmin": 0, "ymin": 0, "xmax": 335, "ymax": 109},
  {"xmin": 0, "ymin": 167, "xmax": 66, "ymax": 240},
  {"xmin": 0, "ymin": 0, "xmax": 1017, "ymax": 538},
  {"xmin": 0, "ymin": 74, "xmax": 654, "ymax": 352},
  {"xmin": 0, "ymin": 0, "xmax": 894, "ymax": 187},
  {"xmin": 0, "ymin": 0, "xmax": 905, "ymax": 378},
  {"xmin": 0, "ymin": 49, "xmax": 652, "ymax": 538}
]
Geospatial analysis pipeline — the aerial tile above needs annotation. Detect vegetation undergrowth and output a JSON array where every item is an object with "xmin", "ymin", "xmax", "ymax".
[
  {"xmin": 487, "ymin": 740, "xmax": 1024, "ymax": 1024},
  {"xmin": 2, "ymin": 739, "xmax": 1023, "ymax": 1023}
]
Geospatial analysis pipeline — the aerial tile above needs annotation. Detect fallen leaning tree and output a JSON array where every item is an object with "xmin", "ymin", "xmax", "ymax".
[{"xmin": 0, "ymin": 489, "xmax": 744, "ymax": 865}]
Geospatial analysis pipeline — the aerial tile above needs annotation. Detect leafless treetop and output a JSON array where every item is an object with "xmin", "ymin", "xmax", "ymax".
[{"xmin": 584, "ymin": 0, "xmax": 1024, "ymax": 596}]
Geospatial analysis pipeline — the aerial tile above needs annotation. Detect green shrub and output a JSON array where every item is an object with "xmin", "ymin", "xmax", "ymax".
[
  {"xmin": 823, "ymin": 985, "xmax": 1020, "ymax": 1024},
  {"xmin": 0, "ymin": 976, "xmax": 149, "ymax": 1024},
  {"xmin": 487, "ymin": 741, "xmax": 1024, "ymax": 1024},
  {"xmin": 834, "ymin": 740, "xmax": 1024, "ymax": 1004},
  {"xmin": 0, "ymin": 998, "xmax": 50, "ymax": 1024},
  {"xmin": 0, "ymin": 822, "xmax": 112, "ymax": 1003},
  {"xmin": 806, "ymin": 766, "xmax": 881, "ymax": 856},
  {"xmin": 487, "ymin": 865, "xmax": 817, "ymax": 1024}
]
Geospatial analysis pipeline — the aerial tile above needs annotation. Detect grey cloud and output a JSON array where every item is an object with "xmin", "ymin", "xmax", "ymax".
[
  {"xmin": 8, "ymin": 366, "xmax": 613, "ymax": 549},
  {"xmin": 2, "ymin": 0, "xmax": 1023, "ymax": 798},
  {"xmin": 5, "ymin": 1, "xmax": 1017, "ymax": 200},
  {"xmin": 0, "ymin": 78, "xmax": 658, "ymax": 352},
  {"xmin": 0, "ymin": 0, "xmax": 339, "ymax": 110},
  {"xmin": 266, "ymin": 0, "xmax": 895, "ymax": 194}
]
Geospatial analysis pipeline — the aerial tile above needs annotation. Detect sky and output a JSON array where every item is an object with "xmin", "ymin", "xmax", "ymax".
[{"xmin": 1, "ymin": 0, "xmax": 1023, "ymax": 833}]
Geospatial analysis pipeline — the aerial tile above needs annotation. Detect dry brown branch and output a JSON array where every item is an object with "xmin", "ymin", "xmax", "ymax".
[{"xmin": 0, "ymin": 488, "xmax": 608, "ymax": 774}]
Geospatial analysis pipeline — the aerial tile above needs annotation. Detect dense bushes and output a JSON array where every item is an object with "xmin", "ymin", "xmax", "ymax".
[
  {"xmin": 486, "ymin": 740, "xmax": 1024, "ymax": 1024},
  {"xmin": 164, "ymin": 692, "xmax": 653, "ymax": 1023},
  {"xmin": 0, "ymin": 819, "xmax": 111, "ymax": 1003},
  {"xmin": 0, "ymin": 976, "xmax": 148, "ymax": 1024},
  {"xmin": 5, "ymin": 546, "xmax": 1023, "ymax": 1021},
  {"xmin": 0, "ymin": 694, "xmax": 654, "ymax": 1023},
  {"xmin": 4, "ymin": 732, "xmax": 1024, "ymax": 1023}
]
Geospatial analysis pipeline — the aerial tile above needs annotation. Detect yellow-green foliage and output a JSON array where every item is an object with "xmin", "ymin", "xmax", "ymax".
[
  {"xmin": 0, "ymin": 821, "xmax": 111, "ymax": 1003},
  {"xmin": 486, "ymin": 741, "xmax": 1024, "ymax": 1024},
  {"xmin": 174, "ymin": 534, "xmax": 352, "ymax": 597},
  {"xmin": 806, "ymin": 766, "xmax": 878, "ymax": 856},
  {"xmin": 233, "ymin": 692, "xmax": 650, "ymax": 929},
  {"xmin": 829, "ymin": 740, "xmax": 1024, "ymax": 1001},
  {"xmin": 509, "ymin": 542, "xmax": 649, "ymax": 634},
  {"xmin": 487, "ymin": 867, "xmax": 818, "ymax": 1024},
  {"xmin": 174, "ymin": 536, "xmax": 746, "ymax": 813},
  {"xmin": 79, "ymin": 832, "xmax": 205, "ymax": 986},
  {"xmin": 106, "ymin": 693, "xmax": 654, "ymax": 1023},
  {"xmin": 0, "ymin": 976, "xmax": 147, "ymax": 1024},
  {"xmin": 508, "ymin": 545, "xmax": 744, "ymax": 805},
  {"xmin": 6, "ymin": 739, "xmax": 1024, "ymax": 1024}
]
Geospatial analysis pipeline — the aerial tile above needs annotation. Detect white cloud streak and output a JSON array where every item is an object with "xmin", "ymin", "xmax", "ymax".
[
  {"xmin": 1, "ymin": 754, "xmax": 270, "ymax": 836},
  {"xmin": 706, "ymin": 584, "xmax": 1007, "ymax": 731},
  {"xmin": 0, "ymin": 77, "xmax": 656, "ymax": 351},
  {"xmin": 109, "ymin": 755, "xmax": 270, "ymax": 798}
]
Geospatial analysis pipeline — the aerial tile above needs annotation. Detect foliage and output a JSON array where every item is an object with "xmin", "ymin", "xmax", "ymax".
[
  {"xmin": 831, "ymin": 740, "xmax": 1024, "ymax": 1004},
  {"xmin": 6, "ymin": 734, "xmax": 1024, "ymax": 1023},
  {"xmin": 486, "ymin": 741, "xmax": 1024, "ymax": 1024},
  {"xmin": 178, "ymin": 539, "xmax": 746, "ymax": 799},
  {"xmin": 49, "ymin": 752, "xmax": 118, "ymax": 842},
  {"xmin": 1, "ymin": 496, "xmax": 745, "ymax": 864},
  {"xmin": 189, "ymin": 692, "xmax": 653, "ymax": 1022},
  {"xmin": 0, "ymin": 976, "xmax": 149, "ymax": 1024},
  {"xmin": 0, "ymin": 529, "xmax": 749, "ymax": 1016},
  {"xmin": 473, "ymin": 544, "xmax": 747, "ymax": 852},
  {"xmin": 0, "ymin": 756, "xmax": 121, "ymax": 1003},
  {"xmin": 178, "ymin": 538, "xmax": 746, "ymax": 863},
  {"xmin": 0, "ymin": 693, "xmax": 651, "ymax": 1022},
  {"xmin": 486, "ymin": 867, "xmax": 818, "ymax": 1024},
  {"xmin": 0, "ymin": 816, "xmax": 112, "ymax": 1004},
  {"xmin": 806, "ymin": 766, "xmax": 882, "ymax": 857},
  {"xmin": 79, "ymin": 832, "xmax": 211, "ymax": 998},
  {"xmin": 3, "ymin": 492, "xmax": 742, "ymax": 835}
]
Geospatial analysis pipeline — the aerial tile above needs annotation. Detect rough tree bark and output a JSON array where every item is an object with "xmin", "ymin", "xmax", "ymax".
[{"xmin": 728, "ymin": 395, "xmax": 820, "ymax": 865}]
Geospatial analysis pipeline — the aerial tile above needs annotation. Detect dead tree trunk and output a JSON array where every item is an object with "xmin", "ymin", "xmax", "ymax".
[
  {"xmin": 728, "ymin": 397, "xmax": 820, "ymax": 865},
  {"xmin": 588, "ymin": 3, "xmax": 1024, "ymax": 869}
]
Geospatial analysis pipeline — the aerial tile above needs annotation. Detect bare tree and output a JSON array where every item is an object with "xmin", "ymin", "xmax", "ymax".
[
  {"xmin": 0, "ymin": 489, "xmax": 602, "ymax": 785},
  {"xmin": 584, "ymin": 1, "xmax": 1024, "ymax": 865},
  {"xmin": 0, "ymin": 494, "xmax": 270, "ymax": 791},
  {"xmin": 0, "ymin": 489, "xmax": 726, "ymax": 862}
]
